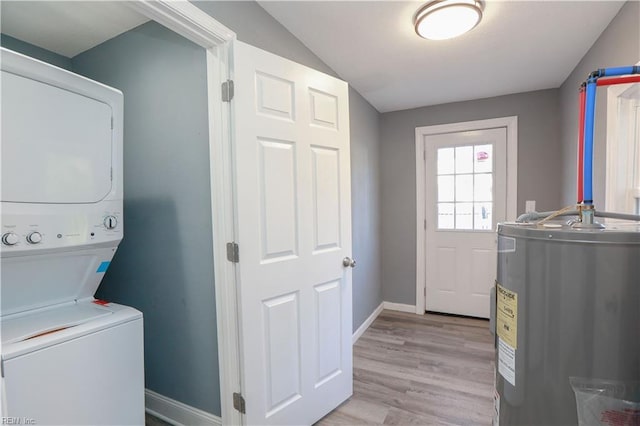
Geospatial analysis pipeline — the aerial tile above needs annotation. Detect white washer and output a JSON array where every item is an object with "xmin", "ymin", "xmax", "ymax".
[
  {"xmin": 2, "ymin": 302, "xmax": 143, "ymax": 424},
  {"xmin": 0, "ymin": 48, "xmax": 144, "ymax": 424}
]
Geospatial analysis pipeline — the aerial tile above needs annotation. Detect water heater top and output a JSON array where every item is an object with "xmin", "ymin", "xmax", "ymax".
[{"xmin": 498, "ymin": 220, "xmax": 640, "ymax": 244}]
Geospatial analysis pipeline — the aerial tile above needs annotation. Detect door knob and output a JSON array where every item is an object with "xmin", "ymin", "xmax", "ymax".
[{"xmin": 343, "ymin": 257, "xmax": 356, "ymax": 268}]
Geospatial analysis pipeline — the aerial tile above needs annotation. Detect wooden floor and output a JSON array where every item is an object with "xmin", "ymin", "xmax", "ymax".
[
  {"xmin": 317, "ymin": 310, "xmax": 496, "ymax": 426},
  {"xmin": 146, "ymin": 310, "xmax": 495, "ymax": 426}
]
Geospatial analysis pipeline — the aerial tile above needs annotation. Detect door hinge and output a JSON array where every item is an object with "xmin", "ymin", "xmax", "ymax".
[
  {"xmin": 233, "ymin": 392, "xmax": 246, "ymax": 414},
  {"xmin": 110, "ymin": 167, "xmax": 113, "ymax": 181},
  {"xmin": 424, "ymin": 219, "xmax": 427, "ymax": 229},
  {"xmin": 226, "ymin": 242, "xmax": 239, "ymax": 263},
  {"xmin": 111, "ymin": 116, "xmax": 114, "ymax": 130},
  {"xmin": 222, "ymin": 80, "xmax": 234, "ymax": 102},
  {"xmin": 423, "ymin": 150, "xmax": 426, "ymax": 161}
]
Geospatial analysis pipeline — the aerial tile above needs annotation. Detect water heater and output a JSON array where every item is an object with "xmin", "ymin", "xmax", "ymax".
[{"xmin": 493, "ymin": 221, "xmax": 640, "ymax": 425}]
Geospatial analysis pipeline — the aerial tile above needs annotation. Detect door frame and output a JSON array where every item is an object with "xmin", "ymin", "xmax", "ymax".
[
  {"xmin": 605, "ymin": 75, "xmax": 640, "ymax": 214},
  {"xmin": 127, "ymin": 2, "xmax": 241, "ymax": 424},
  {"xmin": 414, "ymin": 117, "xmax": 518, "ymax": 315}
]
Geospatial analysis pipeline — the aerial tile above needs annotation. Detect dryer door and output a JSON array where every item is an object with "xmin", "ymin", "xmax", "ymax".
[{"xmin": 1, "ymin": 70, "xmax": 113, "ymax": 204}]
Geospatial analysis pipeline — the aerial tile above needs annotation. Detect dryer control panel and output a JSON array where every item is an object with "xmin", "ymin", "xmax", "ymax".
[{"xmin": 1, "ymin": 200, "xmax": 123, "ymax": 255}]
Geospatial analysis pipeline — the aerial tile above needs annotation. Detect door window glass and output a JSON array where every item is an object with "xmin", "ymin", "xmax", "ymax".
[{"xmin": 437, "ymin": 144, "xmax": 493, "ymax": 230}]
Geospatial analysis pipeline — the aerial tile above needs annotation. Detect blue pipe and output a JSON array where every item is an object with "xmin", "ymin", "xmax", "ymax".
[
  {"xmin": 582, "ymin": 65, "xmax": 640, "ymax": 205},
  {"xmin": 591, "ymin": 66, "xmax": 639, "ymax": 78},
  {"xmin": 583, "ymin": 78, "xmax": 597, "ymax": 204}
]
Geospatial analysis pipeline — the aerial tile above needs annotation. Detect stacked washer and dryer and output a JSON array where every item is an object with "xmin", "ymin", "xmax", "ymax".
[{"xmin": 0, "ymin": 48, "xmax": 144, "ymax": 424}]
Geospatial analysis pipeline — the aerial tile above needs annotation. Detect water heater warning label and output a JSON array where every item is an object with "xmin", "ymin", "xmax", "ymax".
[
  {"xmin": 496, "ymin": 283, "xmax": 517, "ymax": 386},
  {"xmin": 498, "ymin": 338, "xmax": 516, "ymax": 386},
  {"xmin": 496, "ymin": 283, "xmax": 517, "ymax": 348}
]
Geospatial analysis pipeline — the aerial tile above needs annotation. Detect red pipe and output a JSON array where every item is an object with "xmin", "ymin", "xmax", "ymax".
[
  {"xmin": 596, "ymin": 75, "xmax": 640, "ymax": 86},
  {"xmin": 577, "ymin": 87, "xmax": 585, "ymax": 203}
]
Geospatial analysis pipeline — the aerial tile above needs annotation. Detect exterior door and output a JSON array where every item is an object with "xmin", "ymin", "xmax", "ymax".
[
  {"xmin": 233, "ymin": 41, "xmax": 353, "ymax": 425},
  {"xmin": 424, "ymin": 128, "xmax": 507, "ymax": 318}
]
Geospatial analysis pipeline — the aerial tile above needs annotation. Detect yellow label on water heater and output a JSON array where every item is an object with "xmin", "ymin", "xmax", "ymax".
[{"xmin": 496, "ymin": 283, "xmax": 518, "ymax": 349}]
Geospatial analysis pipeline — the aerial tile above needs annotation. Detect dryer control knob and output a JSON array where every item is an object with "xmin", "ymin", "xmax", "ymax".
[
  {"xmin": 104, "ymin": 216, "xmax": 118, "ymax": 230},
  {"xmin": 27, "ymin": 231, "xmax": 42, "ymax": 244},
  {"xmin": 2, "ymin": 232, "xmax": 19, "ymax": 246}
]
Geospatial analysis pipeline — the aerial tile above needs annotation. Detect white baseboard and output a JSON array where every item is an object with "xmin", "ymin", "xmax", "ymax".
[
  {"xmin": 145, "ymin": 389, "xmax": 222, "ymax": 426},
  {"xmin": 352, "ymin": 301, "xmax": 384, "ymax": 344},
  {"xmin": 383, "ymin": 301, "xmax": 417, "ymax": 313}
]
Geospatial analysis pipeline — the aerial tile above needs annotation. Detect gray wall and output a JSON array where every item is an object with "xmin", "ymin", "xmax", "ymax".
[
  {"xmin": 0, "ymin": 33, "xmax": 72, "ymax": 70},
  {"xmin": 195, "ymin": 1, "xmax": 384, "ymax": 331},
  {"xmin": 72, "ymin": 22, "xmax": 220, "ymax": 415},
  {"xmin": 193, "ymin": 1, "xmax": 337, "ymax": 78},
  {"xmin": 559, "ymin": 1, "xmax": 640, "ymax": 205},
  {"xmin": 348, "ymin": 90, "xmax": 383, "ymax": 329},
  {"xmin": 380, "ymin": 89, "xmax": 562, "ymax": 305}
]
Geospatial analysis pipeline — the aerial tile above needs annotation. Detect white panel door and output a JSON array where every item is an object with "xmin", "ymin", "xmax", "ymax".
[
  {"xmin": 424, "ymin": 128, "xmax": 506, "ymax": 318},
  {"xmin": 233, "ymin": 41, "xmax": 353, "ymax": 425}
]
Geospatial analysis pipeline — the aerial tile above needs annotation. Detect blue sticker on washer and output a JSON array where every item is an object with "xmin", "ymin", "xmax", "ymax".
[{"xmin": 96, "ymin": 261, "xmax": 111, "ymax": 273}]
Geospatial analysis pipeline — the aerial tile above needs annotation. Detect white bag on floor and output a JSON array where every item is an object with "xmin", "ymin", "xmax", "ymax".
[{"xmin": 570, "ymin": 377, "xmax": 640, "ymax": 426}]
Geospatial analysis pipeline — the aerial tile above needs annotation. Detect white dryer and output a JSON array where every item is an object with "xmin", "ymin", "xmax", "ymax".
[{"xmin": 0, "ymin": 48, "xmax": 144, "ymax": 424}]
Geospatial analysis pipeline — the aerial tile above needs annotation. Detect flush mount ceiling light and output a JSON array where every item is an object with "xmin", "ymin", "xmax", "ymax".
[{"xmin": 414, "ymin": 0, "xmax": 483, "ymax": 40}]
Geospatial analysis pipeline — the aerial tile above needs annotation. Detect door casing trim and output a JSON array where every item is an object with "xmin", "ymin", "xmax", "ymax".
[
  {"xmin": 605, "ymin": 81, "xmax": 640, "ymax": 213},
  {"xmin": 126, "ymin": 2, "xmax": 241, "ymax": 424},
  {"xmin": 414, "ymin": 117, "xmax": 518, "ymax": 315}
]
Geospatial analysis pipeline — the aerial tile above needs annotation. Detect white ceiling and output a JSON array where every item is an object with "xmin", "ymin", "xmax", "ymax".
[
  {"xmin": 258, "ymin": 1, "xmax": 626, "ymax": 112},
  {"xmin": 0, "ymin": 1, "xmax": 626, "ymax": 113},
  {"xmin": 1, "ymin": 1, "xmax": 149, "ymax": 58}
]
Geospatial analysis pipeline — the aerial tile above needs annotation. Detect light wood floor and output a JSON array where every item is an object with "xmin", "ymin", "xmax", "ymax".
[
  {"xmin": 146, "ymin": 310, "xmax": 495, "ymax": 426},
  {"xmin": 317, "ymin": 310, "xmax": 496, "ymax": 426}
]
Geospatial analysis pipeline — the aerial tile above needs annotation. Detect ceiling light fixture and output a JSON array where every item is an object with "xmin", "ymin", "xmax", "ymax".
[{"xmin": 414, "ymin": 0, "xmax": 483, "ymax": 41}]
